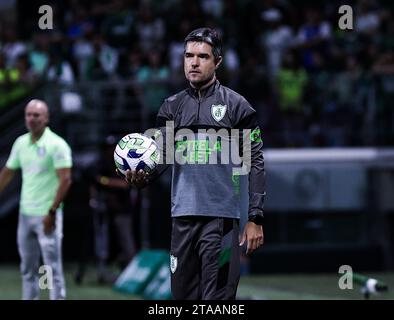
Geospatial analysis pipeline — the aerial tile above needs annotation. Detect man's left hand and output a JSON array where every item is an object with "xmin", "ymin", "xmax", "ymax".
[{"xmin": 239, "ymin": 222, "xmax": 264, "ymax": 255}]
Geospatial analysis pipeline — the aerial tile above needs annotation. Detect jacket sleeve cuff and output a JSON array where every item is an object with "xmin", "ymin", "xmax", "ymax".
[{"xmin": 248, "ymin": 209, "xmax": 264, "ymax": 219}]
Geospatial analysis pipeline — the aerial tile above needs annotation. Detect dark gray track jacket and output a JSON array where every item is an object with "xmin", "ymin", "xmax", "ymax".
[{"xmin": 154, "ymin": 80, "xmax": 265, "ymax": 220}]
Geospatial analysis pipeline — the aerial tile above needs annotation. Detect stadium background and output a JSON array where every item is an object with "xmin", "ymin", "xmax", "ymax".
[{"xmin": 0, "ymin": 0, "xmax": 394, "ymax": 299}]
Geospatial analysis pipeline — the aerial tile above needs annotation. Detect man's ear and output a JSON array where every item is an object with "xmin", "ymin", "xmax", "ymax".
[{"xmin": 215, "ymin": 56, "xmax": 223, "ymax": 69}]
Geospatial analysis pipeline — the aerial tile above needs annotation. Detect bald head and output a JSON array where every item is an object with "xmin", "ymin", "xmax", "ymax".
[
  {"xmin": 25, "ymin": 99, "xmax": 49, "ymax": 138},
  {"xmin": 25, "ymin": 99, "xmax": 49, "ymax": 116}
]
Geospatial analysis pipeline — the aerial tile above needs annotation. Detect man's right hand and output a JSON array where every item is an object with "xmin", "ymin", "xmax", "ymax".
[{"xmin": 116, "ymin": 169, "xmax": 149, "ymax": 189}]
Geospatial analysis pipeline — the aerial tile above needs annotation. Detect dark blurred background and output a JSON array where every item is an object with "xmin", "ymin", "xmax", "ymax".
[{"xmin": 0, "ymin": 0, "xmax": 394, "ymax": 274}]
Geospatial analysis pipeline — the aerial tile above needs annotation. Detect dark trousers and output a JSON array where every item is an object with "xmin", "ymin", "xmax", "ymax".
[{"xmin": 170, "ymin": 216, "xmax": 240, "ymax": 300}]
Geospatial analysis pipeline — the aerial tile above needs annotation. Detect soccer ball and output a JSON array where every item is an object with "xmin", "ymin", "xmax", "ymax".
[{"xmin": 114, "ymin": 133, "xmax": 160, "ymax": 177}]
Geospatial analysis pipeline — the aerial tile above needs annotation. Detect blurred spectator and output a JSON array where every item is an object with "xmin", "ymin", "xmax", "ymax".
[
  {"xmin": 47, "ymin": 51, "xmax": 75, "ymax": 85},
  {"xmin": 118, "ymin": 48, "xmax": 143, "ymax": 79},
  {"xmin": 136, "ymin": 51, "xmax": 169, "ymax": 124},
  {"xmin": 29, "ymin": 34, "xmax": 50, "ymax": 76},
  {"xmin": 276, "ymin": 50, "xmax": 308, "ymax": 146},
  {"xmin": 277, "ymin": 50, "xmax": 308, "ymax": 113},
  {"xmin": 0, "ymin": 51, "xmax": 37, "ymax": 109},
  {"xmin": 220, "ymin": 0, "xmax": 241, "ymax": 47},
  {"xmin": 168, "ymin": 19, "xmax": 190, "ymax": 75},
  {"xmin": 2, "ymin": 27, "xmax": 26, "ymax": 67},
  {"xmin": 296, "ymin": 7, "xmax": 331, "ymax": 72},
  {"xmin": 135, "ymin": 4, "xmax": 165, "ymax": 54},
  {"xmin": 168, "ymin": 18, "xmax": 191, "ymax": 90},
  {"xmin": 260, "ymin": 8, "xmax": 294, "ymax": 81},
  {"xmin": 14, "ymin": 53, "xmax": 37, "ymax": 84},
  {"xmin": 100, "ymin": 1, "xmax": 136, "ymax": 48},
  {"xmin": 65, "ymin": 4, "xmax": 95, "ymax": 41},
  {"xmin": 0, "ymin": 51, "xmax": 9, "ymax": 107},
  {"xmin": 0, "ymin": 51, "xmax": 9, "ymax": 85},
  {"xmin": 221, "ymin": 45, "xmax": 240, "ymax": 88},
  {"xmin": 237, "ymin": 53, "xmax": 267, "ymax": 108},
  {"xmin": 88, "ymin": 34, "xmax": 119, "ymax": 80},
  {"xmin": 201, "ymin": 0, "xmax": 223, "ymax": 18},
  {"xmin": 355, "ymin": 0, "xmax": 381, "ymax": 35},
  {"xmin": 72, "ymin": 28, "xmax": 95, "ymax": 81}
]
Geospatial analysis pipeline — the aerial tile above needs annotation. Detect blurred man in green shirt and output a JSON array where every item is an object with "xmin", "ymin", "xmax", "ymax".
[{"xmin": 0, "ymin": 99, "xmax": 72, "ymax": 300}]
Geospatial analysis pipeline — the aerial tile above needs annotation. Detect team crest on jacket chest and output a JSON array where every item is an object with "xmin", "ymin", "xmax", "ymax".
[
  {"xmin": 170, "ymin": 254, "xmax": 178, "ymax": 274},
  {"xmin": 211, "ymin": 104, "xmax": 227, "ymax": 122}
]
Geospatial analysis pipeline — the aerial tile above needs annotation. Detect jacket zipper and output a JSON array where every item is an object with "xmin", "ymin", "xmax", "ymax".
[{"xmin": 197, "ymin": 90, "xmax": 201, "ymax": 122}]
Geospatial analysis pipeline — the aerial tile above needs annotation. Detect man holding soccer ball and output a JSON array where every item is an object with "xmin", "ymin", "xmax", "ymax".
[{"xmin": 124, "ymin": 28, "xmax": 265, "ymax": 300}]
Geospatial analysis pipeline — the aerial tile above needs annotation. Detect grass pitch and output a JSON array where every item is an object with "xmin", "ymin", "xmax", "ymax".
[{"xmin": 0, "ymin": 264, "xmax": 393, "ymax": 300}]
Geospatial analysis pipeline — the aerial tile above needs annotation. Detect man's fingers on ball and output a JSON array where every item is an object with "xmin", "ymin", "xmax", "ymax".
[{"xmin": 125, "ymin": 170, "xmax": 134, "ymax": 182}]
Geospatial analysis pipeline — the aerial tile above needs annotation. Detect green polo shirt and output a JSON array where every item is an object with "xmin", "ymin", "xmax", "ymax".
[{"xmin": 6, "ymin": 127, "xmax": 72, "ymax": 216}]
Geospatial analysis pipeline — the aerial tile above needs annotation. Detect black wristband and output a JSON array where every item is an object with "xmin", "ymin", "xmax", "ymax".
[
  {"xmin": 248, "ymin": 214, "xmax": 264, "ymax": 225},
  {"xmin": 49, "ymin": 208, "xmax": 57, "ymax": 216}
]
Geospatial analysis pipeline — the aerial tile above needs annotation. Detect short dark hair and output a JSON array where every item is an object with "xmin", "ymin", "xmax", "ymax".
[{"xmin": 184, "ymin": 28, "xmax": 222, "ymax": 63}]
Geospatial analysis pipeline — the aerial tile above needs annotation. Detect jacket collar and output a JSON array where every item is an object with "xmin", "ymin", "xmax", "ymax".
[{"xmin": 188, "ymin": 79, "xmax": 219, "ymax": 99}]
